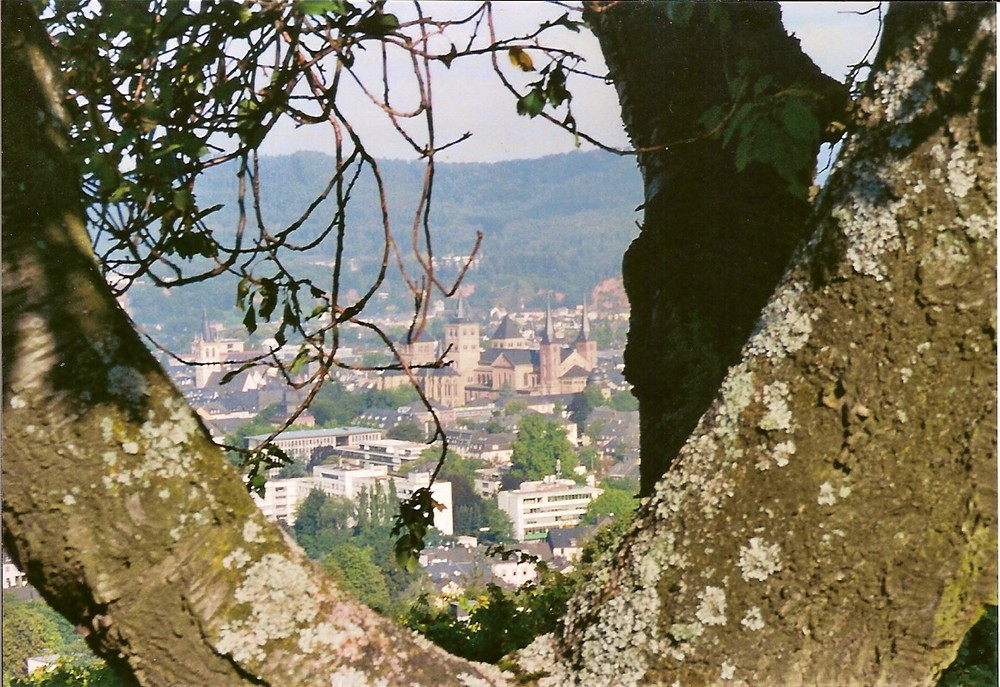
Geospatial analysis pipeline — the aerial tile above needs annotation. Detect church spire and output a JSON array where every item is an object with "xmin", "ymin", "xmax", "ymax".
[
  {"xmin": 541, "ymin": 297, "xmax": 556, "ymax": 344},
  {"xmin": 576, "ymin": 300, "xmax": 591, "ymax": 342},
  {"xmin": 201, "ymin": 308, "xmax": 216, "ymax": 342}
]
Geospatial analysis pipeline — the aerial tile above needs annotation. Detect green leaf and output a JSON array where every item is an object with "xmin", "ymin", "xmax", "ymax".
[
  {"xmin": 356, "ymin": 11, "xmax": 399, "ymax": 36},
  {"xmin": 295, "ymin": 0, "xmax": 342, "ymax": 15},
  {"xmin": 516, "ymin": 88, "xmax": 546, "ymax": 117},
  {"xmin": 698, "ymin": 104, "xmax": 726, "ymax": 132},
  {"xmin": 779, "ymin": 99, "xmax": 820, "ymax": 143},
  {"xmin": 289, "ymin": 347, "xmax": 310, "ymax": 374},
  {"xmin": 753, "ymin": 75, "xmax": 774, "ymax": 97},
  {"xmin": 546, "ymin": 66, "xmax": 570, "ymax": 107},
  {"xmin": 172, "ymin": 188, "xmax": 193, "ymax": 212},
  {"xmin": 243, "ymin": 306, "xmax": 257, "ymax": 334}
]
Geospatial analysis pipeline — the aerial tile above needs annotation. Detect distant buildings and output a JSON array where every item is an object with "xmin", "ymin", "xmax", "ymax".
[
  {"xmin": 245, "ymin": 427, "xmax": 382, "ymax": 462},
  {"xmin": 380, "ymin": 297, "xmax": 599, "ymax": 407},
  {"xmin": 497, "ymin": 476, "xmax": 602, "ymax": 542},
  {"xmin": 252, "ymin": 464, "xmax": 454, "ymax": 535}
]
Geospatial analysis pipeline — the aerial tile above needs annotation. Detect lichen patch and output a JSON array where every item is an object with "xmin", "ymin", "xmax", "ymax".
[{"xmin": 738, "ymin": 538, "xmax": 783, "ymax": 582}]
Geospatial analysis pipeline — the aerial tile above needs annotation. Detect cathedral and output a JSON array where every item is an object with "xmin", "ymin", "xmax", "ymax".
[{"xmin": 382, "ymin": 298, "xmax": 598, "ymax": 407}]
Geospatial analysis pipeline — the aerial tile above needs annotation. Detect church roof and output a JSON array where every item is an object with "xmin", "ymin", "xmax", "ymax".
[
  {"xmin": 480, "ymin": 348, "xmax": 538, "ymax": 367},
  {"xmin": 491, "ymin": 315, "xmax": 522, "ymax": 341},
  {"xmin": 561, "ymin": 365, "xmax": 590, "ymax": 379}
]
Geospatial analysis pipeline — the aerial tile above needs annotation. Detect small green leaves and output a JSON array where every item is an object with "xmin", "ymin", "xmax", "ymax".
[
  {"xmin": 515, "ymin": 62, "xmax": 573, "ymax": 119},
  {"xmin": 516, "ymin": 88, "xmax": 546, "ymax": 117},
  {"xmin": 295, "ymin": 0, "xmax": 343, "ymax": 15},
  {"xmin": 355, "ymin": 11, "xmax": 399, "ymax": 37},
  {"xmin": 392, "ymin": 488, "xmax": 441, "ymax": 573}
]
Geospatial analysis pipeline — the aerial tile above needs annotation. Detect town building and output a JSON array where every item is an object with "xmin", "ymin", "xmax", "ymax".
[
  {"xmin": 245, "ymin": 427, "xmax": 383, "ymax": 462},
  {"xmin": 311, "ymin": 464, "xmax": 454, "ymax": 535},
  {"xmin": 497, "ymin": 476, "xmax": 602, "ymax": 542},
  {"xmin": 251, "ymin": 477, "xmax": 316, "ymax": 525}
]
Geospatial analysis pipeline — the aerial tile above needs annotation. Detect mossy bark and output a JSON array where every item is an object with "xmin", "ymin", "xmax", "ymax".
[
  {"xmin": 513, "ymin": 3, "xmax": 996, "ymax": 685},
  {"xmin": 584, "ymin": 1, "xmax": 848, "ymax": 496},
  {"xmin": 1, "ymin": 3, "xmax": 505, "ymax": 685}
]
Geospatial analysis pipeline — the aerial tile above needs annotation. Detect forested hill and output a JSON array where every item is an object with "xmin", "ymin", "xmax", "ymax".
[{"xmin": 126, "ymin": 150, "xmax": 642, "ymax": 345}]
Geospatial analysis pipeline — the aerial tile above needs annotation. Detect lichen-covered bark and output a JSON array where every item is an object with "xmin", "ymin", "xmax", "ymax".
[
  {"xmin": 515, "ymin": 3, "xmax": 996, "ymax": 685},
  {"xmin": 583, "ymin": 1, "xmax": 848, "ymax": 496},
  {"xmin": 1, "ymin": 4, "xmax": 506, "ymax": 685}
]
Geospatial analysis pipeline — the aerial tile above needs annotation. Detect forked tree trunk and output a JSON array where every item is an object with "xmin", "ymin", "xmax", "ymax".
[
  {"xmin": 514, "ymin": 3, "xmax": 996, "ymax": 685},
  {"xmin": 1, "ymin": 1, "xmax": 995, "ymax": 686}
]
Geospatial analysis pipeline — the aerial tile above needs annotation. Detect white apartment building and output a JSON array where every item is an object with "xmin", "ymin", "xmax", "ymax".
[
  {"xmin": 326, "ymin": 438, "xmax": 428, "ymax": 470},
  {"xmin": 497, "ymin": 476, "xmax": 602, "ymax": 542},
  {"xmin": 311, "ymin": 464, "xmax": 454, "ymax": 535},
  {"xmin": 251, "ymin": 477, "xmax": 316, "ymax": 526},
  {"xmin": 246, "ymin": 427, "xmax": 383, "ymax": 461}
]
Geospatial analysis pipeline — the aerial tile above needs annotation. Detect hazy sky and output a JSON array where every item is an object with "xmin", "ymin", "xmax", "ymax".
[{"xmin": 259, "ymin": 2, "xmax": 882, "ymax": 163}]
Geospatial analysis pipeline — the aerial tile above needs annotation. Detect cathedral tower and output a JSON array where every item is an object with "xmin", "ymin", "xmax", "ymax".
[
  {"xmin": 537, "ymin": 299, "xmax": 561, "ymax": 394},
  {"xmin": 574, "ymin": 301, "xmax": 597, "ymax": 370},
  {"xmin": 444, "ymin": 293, "xmax": 480, "ymax": 384}
]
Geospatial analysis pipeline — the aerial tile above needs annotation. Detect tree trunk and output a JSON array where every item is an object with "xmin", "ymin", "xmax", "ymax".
[
  {"xmin": 513, "ymin": 3, "xmax": 997, "ymax": 684},
  {"xmin": 2, "ymin": 1, "xmax": 995, "ymax": 685},
  {"xmin": 1, "ymin": 3, "xmax": 504, "ymax": 685},
  {"xmin": 583, "ymin": 1, "xmax": 848, "ymax": 497}
]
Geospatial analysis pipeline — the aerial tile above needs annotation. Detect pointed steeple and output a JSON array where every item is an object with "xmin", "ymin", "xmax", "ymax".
[
  {"xmin": 540, "ymin": 297, "xmax": 556, "ymax": 344},
  {"xmin": 576, "ymin": 301, "xmax": 591, "ymax": 342},
  {"xmin": 453, "ymin": 292, "xmax": 470, "ymax": 323},
  {"xmin": 201, "ymin": 308, "xmax": 216, "ymax": 342}
]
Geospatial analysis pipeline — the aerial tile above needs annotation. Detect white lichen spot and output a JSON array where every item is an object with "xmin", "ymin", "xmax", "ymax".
[
  {"xmin": 963, "ymin": 214, "xmax": 994, "ymax": 241},
  {"xmin": 243, "ymin": 520, "xmax": 265, "ymax": 544},
  {"xmin": 833, "ymin": 160, "xmax": 906, "ymax": 283},
  {"xmin": 746, "ymin": 282, "xmax": 814, "ymax": 358},
  {"xmin": 896, "ymin": 409, "xmax": 909, "ymax": 424},
  {"xmin": 157, "ymin": 488, "xmax": 170, "ymax": 500},
  {"xmin": 62, "ymin": 494, "xmax": 76, "ymax": 506},
  {"xmin": 874, "ymin": 55, "xmax": 931, "ymax": 124},
  {"xmin": 9, "ymin": 395, "xmax": 26, "ymax": 409},
  {"xmin": 947, "ymin": 141, "xmax": 977, "ymax": 198},
  {"xmin": 695, "ymin": 586, "xmax": 727, "ymax": 626},
  {"xmin": 222, "ymin": 548, "xmax": 251, "ymax": 570},
  {"xmin": 107, "ymin": 365, "xmax": 149, "ymax": 406},
  {"xmin": 839, "ymin": 485, "xmax": 852, "ymax": 499},
  {"xmin": 326, "ymin": 668, "xmax": 386, "ymax": 687},
  {"xmin": 741, "ymin": 607, "xmax": 765, "ymax": 631},
  {"xmin": 100, "ymin": 417, "xmax": 114, "ymax": 442},
  {"xmin": 121, "ymin": 441, "xmax": 139, "ymax": 455},
  {"xmin": 215, "ymin": 553, "xmax": 360, "ymax": 663},
  {"xmin": 760, "ymin": 381, "xmax": 794, "ymax": 432},
  {"xmin": 773, "ymin": 440, "xmax": 795, "ymax": 467},
  {"xmin": 738, "ymin": 537, "xmax": 783, "ymax": 582},
  {"xmin": 899, "ymin": 367, "xmax": 914, "ymax": 383},
  {"xmin": 721, "ymin": 662, "xmax": 737, "ymax": 680},
  {"xmin": 668, "ymin": 622, "xmax": 704, "ymax": 642},
  {"xmin": 818, "ymin": 482, "xmax": 837, "ymax": 506}
]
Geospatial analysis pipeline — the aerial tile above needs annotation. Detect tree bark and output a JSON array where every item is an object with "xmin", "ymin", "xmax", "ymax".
[
  {"xmin": 1, "ymin": 3, "xmax": 505, "ymax": 685},
  {"xmin": 2, "ymin": 1, "xmax": 995, "ymax": 686},
  {"xmin": 583, "ymin": 1, "xmax": 848, "ymax": 496},
  {"xmin": 513, "ymin": 3, "xmax": 996, "ymax": 684}
]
